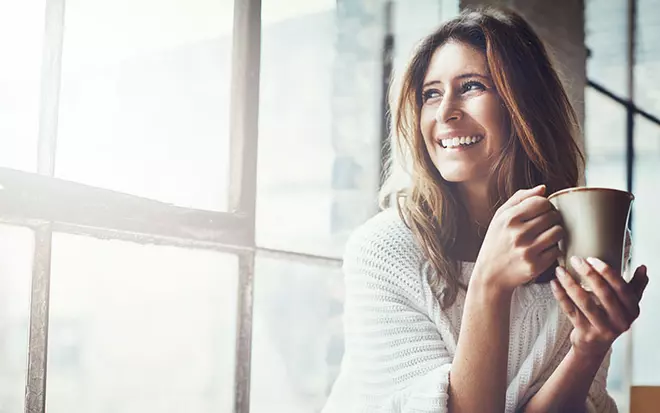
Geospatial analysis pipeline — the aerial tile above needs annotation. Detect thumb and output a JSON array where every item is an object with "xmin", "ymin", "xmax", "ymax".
[
  {"xmin": 629, "ymin": 265, "xmax": 649, "ymax": 300},
  {"xmin": 505, "ymin": 184, "xmax": 546, "ymax": 208}
]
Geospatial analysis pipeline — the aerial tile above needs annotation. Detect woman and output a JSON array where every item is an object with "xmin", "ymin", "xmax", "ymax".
[{"xmin": 322, "ymin": 7, "xmax": 649, "ymax": 413}]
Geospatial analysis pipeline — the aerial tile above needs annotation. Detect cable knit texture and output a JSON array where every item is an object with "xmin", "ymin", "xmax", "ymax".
[{"xmin": 322, "ymin": 208, "xmax": 620, "ymax": 413}]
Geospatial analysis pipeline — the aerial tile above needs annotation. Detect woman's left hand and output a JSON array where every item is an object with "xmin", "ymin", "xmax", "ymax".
[{"xmin": 550, "ymin": 257, "xmax": 649, "ymax": 358}]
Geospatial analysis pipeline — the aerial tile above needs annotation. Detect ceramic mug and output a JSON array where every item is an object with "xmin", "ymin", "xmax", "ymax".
[{"xmin": 548, "ymin": 187, "xmax": 634, "ymax": 290}]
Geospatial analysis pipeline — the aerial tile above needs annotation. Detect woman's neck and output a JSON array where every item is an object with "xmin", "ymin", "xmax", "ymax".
[
  {"xmin": 457, "ymin": 180, "xmax": 492, "ymax": 227},
  {"xmin": 450, "ymin": 181, "xmax": 493, "ymax": 262}
]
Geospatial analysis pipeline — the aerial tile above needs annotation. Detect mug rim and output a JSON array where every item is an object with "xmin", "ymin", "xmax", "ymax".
[{"xmin": 548, "ymin": 186, "xmax": 635, "ymax": 201}]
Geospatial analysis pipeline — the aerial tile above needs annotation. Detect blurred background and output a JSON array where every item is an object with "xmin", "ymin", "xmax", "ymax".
[{"xmin": 0, "ymin": 0, "xmax": 658, "ymax": 412}]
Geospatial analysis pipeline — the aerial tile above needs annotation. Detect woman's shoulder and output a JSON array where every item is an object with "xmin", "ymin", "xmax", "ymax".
[
  {"xmin": 342, "ymin": 207, "xmax": 431, "ymax": 306},
  {"xmin": 344, "ymin": 207, "xmax": 424, "ymax": 265}
]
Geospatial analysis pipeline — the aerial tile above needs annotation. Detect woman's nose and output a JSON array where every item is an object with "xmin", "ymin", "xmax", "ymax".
[{"xmin": 435, "ymin": 98, "xmax": 463, "ymax": 124}]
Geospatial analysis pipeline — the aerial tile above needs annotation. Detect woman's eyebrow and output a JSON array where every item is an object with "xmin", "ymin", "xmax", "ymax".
[{"xmin": 422, "ymin": 72, "xmax": 491, "ymax": 88}]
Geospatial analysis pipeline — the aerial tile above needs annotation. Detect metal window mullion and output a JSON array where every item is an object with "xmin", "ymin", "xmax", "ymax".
[
  {"xmin": 0, "ymin": 167, "xmax": 253, "ymax": 248},
  {"xmin": 228, "ymin": 0, "xmax": 261, "ymax": 412},
  {"xmin": 26, "ymin": 0, "xmax": 66, "ymax": 411},
  {"xmin": 256, "ymin": 247, "xmax": 343, "ymax": 268},
  {"xmin": 37, "ymin": 0, "xmax": 66, "ymax": 178},
  {"xmin": 378, "ymin": 1, "xmax": 394, "ymax": 188},
  {"xmin": 586, "ymin": 81, "xmax": 660, "ymax": 127},
  {"xmin": 234, "ymin": 251, "xmax": 255, "ymax": 413},
  {"xmin": 624, "ymin": 0, "xmax": 637, "ymax": 409},
  {"xmin": 25, "ymin": 225, "xmax": 54, "ymax": 413},
  {"xmin": 228, "ymin": 0, "xmax": 261, "ymax": 226},
  {"xmin": 625, "ymin": 0, "xmax": 637, "ymax": 198}
]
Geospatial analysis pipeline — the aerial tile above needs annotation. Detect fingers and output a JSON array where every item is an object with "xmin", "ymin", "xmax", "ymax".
[
  {"xmin": 555, "ymin": 266, "xmax": 611, "ymax": 333},
  {"xmin": 628, "ymin": 265, "xmax": 649, "ymax": 300},
  {"xmin": 550, "ymin": 278, "xmax": 590, "ymax": 330},
  {"xmin": 537, "ymin": 245, "xmax": 562, "ymax": 270},
  {"xmin": 586, "ymin": 257, "xmax": 642, "ymax": 320},
  {"xmin": 571, "ymin": 257, "xmax": 630, "ymax": 332},
  {"xmin": 512, "ymin": 195, "xmax": 554, "ymax": 222},
  {"xmin": 503, "ymin": 184, "xmax": 546, "ymax": 209},
  {"xmin": 526, "ymin": 212, "xmax": 563, "ymax": 246}
]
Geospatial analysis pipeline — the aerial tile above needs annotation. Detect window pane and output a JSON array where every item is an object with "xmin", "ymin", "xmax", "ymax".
[
  {"xmin": 250, "ymin": 255, "xmax": 344, "ymax": 412},
  {"xmin": 584, "ymin": 87, "xmax": 627, "ymax": 190},
  {"xmin": 47, "ymin": 234, "xmax": 238, "ymax": 413},
  {"xmin": 585, "ymin": 0, "xmax": 628, "ymax": 98},
  {"xmin": 0, "ymin": 1, "xmax": 45, "ymax": 172},
  {"xmin": 584, "ymin": 89, "xmax": 628, "ymax": 407},
  {"xmin": 391, "ymin": 0, "xmax": 442, "ymax": 74},
  {"xmin": 55, "ymin": 0, "xmax": 233, "ymax": 211},
  {"xmin": 631, "ymin": 114, "xmax": 660, "ymax": 385},
  {"xmin": 635, "ymin": 0, "xmax": 660, "ymax": 118},
  {"xmin": 256, "ymin": 0, "xmax": 452, "ymax": 257},
  {"xmin": 0, "ymin": 225, "xmax": 34, "ymax": 412}
]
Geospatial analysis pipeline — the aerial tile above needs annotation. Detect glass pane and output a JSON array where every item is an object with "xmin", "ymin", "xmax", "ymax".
[
  {"xmin": 250, "ymin": 255, "xmax": 344, "ymax": 412},
  {"xmin": 47, "ymin": 233, "xmax": 238, "ymax": 413},
  {"xmin": 635, "ymin": 0, "xmax": 660, "ymax": 118},
  {"xmin": 0, "ymin": 1, "xmax": 45, "ymax": 172},
  {"xmin": 584, "ymin": 87, "xmax": 627, "ymax": 190},
  {"xmin": 0, "ymin": 225, "xmax": 34, "ymax": 412},
  {"xmin": 585, "ymin": 0, "xmax": 628, "ymax": 98},
  {"xmin": 584, "ymin": 89, "xmax": 628, "ymax": 407},
  {"xmin": 391, "ymin": 0, "xmax": 442, "ymax": 74},
  {"xmin": 55, "ymin": 0, "xmax": 233, "ymax": 211},
  {"xmin": 256, "ymin": 0, "xmax": 452, "ymax": 257},
  {"xmin": 631, "ymin": 114, "xmax": 660, "ymax": 385}
]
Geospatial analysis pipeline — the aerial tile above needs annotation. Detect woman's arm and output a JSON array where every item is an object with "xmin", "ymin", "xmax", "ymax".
[
  {"xmin": 448, "ymin": 276, "xmax": 513, "ymax": 413},
  {"xmin": 331, "ymin": 213, "xmax": 459, "ymax": 413},
  {"xmin": 450, "ymin": 185, "xmax": 566, "ymax": 413},
  {"xmin": 521, "ymin": 347, "xmax": 605, "ymax": 413}
]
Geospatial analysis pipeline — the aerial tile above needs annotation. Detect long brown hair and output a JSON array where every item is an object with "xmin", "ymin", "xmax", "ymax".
[{"xmin": 381, "ymin": 7, "xmax": 584, "ymax": 308}]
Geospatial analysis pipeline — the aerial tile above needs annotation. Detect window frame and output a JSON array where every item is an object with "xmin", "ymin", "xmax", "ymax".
[
  {"xmin": 586, "ymin": 0, "xmax": 660, "ymax": 408},
  {"xmin": 0, "ymin": 1, "xmax": 347, "ymax": 412}
]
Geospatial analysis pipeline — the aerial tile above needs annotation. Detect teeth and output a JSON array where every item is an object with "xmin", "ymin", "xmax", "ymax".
[{"xmin": 441, "ymin": 135, "xmax": 483, "ymax": 148}]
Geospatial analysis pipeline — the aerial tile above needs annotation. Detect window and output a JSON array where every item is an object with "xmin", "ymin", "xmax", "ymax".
[
  {"xmin": 0, "ymin": 1, "xmax": 457, "ymax": 412},
  {"xmin": 586, "ymin": 0, "xmax": 660, "ymax": 411},
  {"xmin": 0, "ymin": 225, "xmax": 33, "ymax": 412},
  {"xmin": 46, "ymin": 234, "xmax": 238, "ymax": 413}
]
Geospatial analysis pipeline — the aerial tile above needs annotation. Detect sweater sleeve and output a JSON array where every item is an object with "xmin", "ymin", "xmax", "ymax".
[{"xmin": 338, "ymin": 212, "xmax": 454, "ymax": 412}]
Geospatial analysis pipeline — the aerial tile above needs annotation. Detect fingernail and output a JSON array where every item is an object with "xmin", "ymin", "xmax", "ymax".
[
  {"xmin": 570, "ymin": 256, "xmax": 583, "ymax": 269},
  {"xmin": 550, "ymin": 279, "xmax": 559, "ymax": 292},
  {"xmin": 586, "ymin": 257, "xmax": 606, "ymax": 272},
  {"xmin": 556, "ymin": 266, "xmax": 567, "ymax": 278}
]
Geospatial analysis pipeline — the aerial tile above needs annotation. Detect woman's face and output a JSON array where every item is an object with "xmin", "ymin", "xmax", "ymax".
[{"xmin": 420, "ymin": 40, "xmax": 509, "ymax": 185}]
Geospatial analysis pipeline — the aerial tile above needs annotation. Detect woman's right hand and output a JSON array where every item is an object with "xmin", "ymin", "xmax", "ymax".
[{"xmin": 473, "ymin": 184, "xmax": 564, "ymax": 293}]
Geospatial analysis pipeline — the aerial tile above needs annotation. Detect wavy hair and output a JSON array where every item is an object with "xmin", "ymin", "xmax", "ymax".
[{"xmin": 380, "ymin": 7, "xmax": 584, "ymax": 308}]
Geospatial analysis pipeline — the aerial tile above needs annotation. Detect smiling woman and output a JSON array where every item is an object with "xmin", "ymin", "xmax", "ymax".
[{"xmin": 322, "ymin": 6, "xmax": 650, "ymax": 413}]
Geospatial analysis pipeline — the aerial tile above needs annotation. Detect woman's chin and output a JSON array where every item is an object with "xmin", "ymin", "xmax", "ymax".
[{"xmin": 436, "ymin": 170, "xmax": 478, "ymax": 184}]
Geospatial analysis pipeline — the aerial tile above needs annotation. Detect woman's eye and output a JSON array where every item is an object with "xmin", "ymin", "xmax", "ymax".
[
  {"xmin": 461, "ymin": 80, "xmax": 486, "ymax": 93},
  {"xmin": 422, "ymin": 89, "xmax": 441, "ymax": 103}
]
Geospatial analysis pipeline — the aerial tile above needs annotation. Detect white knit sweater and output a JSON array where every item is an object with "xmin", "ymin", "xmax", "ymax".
[{"xmin": 322, "ymin": 208, "xmax": 618, "ymax": 413}]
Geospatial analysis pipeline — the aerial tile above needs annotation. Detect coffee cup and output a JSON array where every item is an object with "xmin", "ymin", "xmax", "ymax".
[{"xmin": 547, "ymin": 187, "xmax": 634, "ymax": 290}]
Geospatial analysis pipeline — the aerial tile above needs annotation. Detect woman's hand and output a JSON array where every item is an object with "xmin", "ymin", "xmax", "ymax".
[
  {"xmin": 551, "ymin": 257, "xmax": 649, "ymax": 358},
  {"xmin": 473, "ymin": 184, "xmax": 564, "ymax": 293}
]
